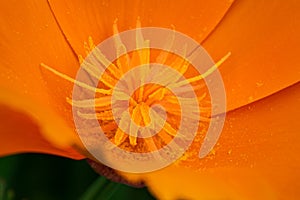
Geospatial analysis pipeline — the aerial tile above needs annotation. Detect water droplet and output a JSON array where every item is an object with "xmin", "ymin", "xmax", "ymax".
[
  {"xmin": 256, "ymin": 81, "xmax": 264, "ymax": 87},
  {"xmin": 248, "ymin": 96, "xmax": 254, "ymax": 102},
  {"xmin": 228, "ymin": 149, "xmax": 232, "ymax": 155}
]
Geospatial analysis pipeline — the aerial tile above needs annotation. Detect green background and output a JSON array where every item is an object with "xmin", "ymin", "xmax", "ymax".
[{"xmin": 0, "ymin": 154, "xmax": 156, "ymax": 200}]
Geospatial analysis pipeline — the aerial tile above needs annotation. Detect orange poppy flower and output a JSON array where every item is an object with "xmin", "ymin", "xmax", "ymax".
[{"xmin": 0, "ymin": 0, "xmax": 300, "ymax": 199}]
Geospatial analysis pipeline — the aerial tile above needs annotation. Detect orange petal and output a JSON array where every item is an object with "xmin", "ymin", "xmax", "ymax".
[
  {"xmin": 0, "ymin": 104, "xmax": 81, "ymax": 159},
  {"xmin": 142, "ymin": 82, "xmax": 300, "ymax": 199},
  {"xmin": 0, "ymin": 0, "xmax": 83, "ymax": 158},
  {"xmin": 48, "ymin": 0, "xmax": 234, "ymax": 56},
  {"xmin": 202, "ymin": 0, "xmax": 300, "ymax": 111},
  {"xmin": 145, "ymin": 166, "xmax": 278, "ymax": 199}
]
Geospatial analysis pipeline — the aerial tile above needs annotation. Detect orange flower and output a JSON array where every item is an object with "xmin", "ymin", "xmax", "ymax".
[{"xmin": 0, "ymin": 0, "xmax": 299, "ymax": 199}]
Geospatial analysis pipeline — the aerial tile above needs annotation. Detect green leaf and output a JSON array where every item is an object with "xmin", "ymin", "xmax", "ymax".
[
  {"xmin": 0, "ymin": 154, "xmax": 156, "ymax": 200},
  {"xmin": 0, "ymin": 179, "xmax": 5, "ymax": 200},
  {"xmin": 95, "ymin": 182, "xmax": 120, "ymax": 200},
  {"xmin": 0, "ymin": 179, "xmax": 14, "ymax": 200},
  {"xmin": 79, "ymin": 176, "xmax": 107, "ymax": 200}
]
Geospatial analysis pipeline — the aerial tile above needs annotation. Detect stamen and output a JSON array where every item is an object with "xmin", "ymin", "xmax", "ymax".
[
  {"xmin": 169, "ymin": 52, "xmax": 231, "ymax": 88},
  {"xmin": 150, "ymin": 110, "xmax": 177, "ymax": 137},
  {"xmin": 78, "ymin": 55, "xmax": 85, "ymax": 64},
  {"xmin": 81, "ymin": 60, "xmax": 102, "ymax": 79},
  {"xmin": 187, "ymin": 52, "xmax": 231, "ymax": 83},
  {"xmin": 144, "ymin": 136, "xmax": 159, "ymax": 152},
  {"xmin": 77, "ymin": 110, "xmax": 114, "ymax": 121},
  {"xmin": 80, "ymin": 36, "xmax": 122, "ymax": 85},
  {"xmin": 91, "ymin": 46, "xmax": 122, "ymax": 79},
  {"xmin": 40, "ymin": 63, "xmax": 112, "ymax": 95},
  {"xmin": 136, "ymin": 18, "xmax": 143, "ymax": 48},
  {"xmin": 66, "ymin": 96, "xmax": 111, "ymax": 109},
  {"xmin": 131, "ymin": 105, "xmax": 141, "ymax": 125},
  {"xmin": 114, "ymin": 112, "xmax": 130, "ymax": 145},
  {"xmin": 170, "ymin": 45, "xmax": 189, "ymax": 76},
  {"xmin": 146, "ymin": 87, "xmax": 166, "ymax": 105},
  {"xmin": 113, "ymin": 18, "xmax": 130, "ymax": 74},
  {"xmin": 157, "ymin": 131, "xmax": 173, "ymax": 144},
  {"xmin": 169, "ymin": 44, "xmax": 187, "ymax": 72},
  {"xmin": 88, "ymin": 36, "xmax": 96, "ymax": 50},
  {"xmin": 166, "ymin": 92, "xmax": 207, "ymax": 104},
  {"xmin": 152, "ymin": 43, "xmax": 188, "ymax": 91},
  {"xmin": 134, "ymin": 19, "xmax": 150, "ymax": 102},
  {"xmin": 165, "ymin": 108, "xmax": 211, "ymax": 122},
  {"xmin": 139, "ymin": 103, "xmax": 151, "ymax": 126},
  {"xmin": 156, "ymin": 27, "xmax": 176, "ymax": 64},
  {"xmin": 129, "ymin": 105, "xmax": 142, "ymax": 146},
  {"xmin": 84, "ymin": 42, "xmax": 91, "ymax": 56},
  {"xmin": 114, "ymin": 128, "xmax": 127, "ymax": 146},
  {"xmin": 100, "ymin": 72, "xmax": 118, "ymax": 89},
  {"xmin": 163, "ymin": 123, "xmax": 177, "ymax": 137}
]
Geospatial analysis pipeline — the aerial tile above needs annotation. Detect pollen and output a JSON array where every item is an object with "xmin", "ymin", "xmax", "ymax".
[{"xmin": 40, "ymin": 19, "xmax": 230, "ymax": 154}]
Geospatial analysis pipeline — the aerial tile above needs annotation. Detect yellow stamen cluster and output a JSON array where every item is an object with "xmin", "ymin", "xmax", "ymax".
[{"xmin": 41, "ymin": 19, "xmax": 230, "ymax": 153}]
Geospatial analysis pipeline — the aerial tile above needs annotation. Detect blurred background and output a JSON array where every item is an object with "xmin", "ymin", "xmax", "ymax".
[{"xmin": 0, "ymin": 154, "xmax": 156, "ymax": 200}]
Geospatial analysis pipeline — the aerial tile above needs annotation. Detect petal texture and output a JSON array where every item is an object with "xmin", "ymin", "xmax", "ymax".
[
  {"xmin": 144, "ymin": 82, "xmax": 300, "ymax": 199},
  {"xmin": 0, "ymin": 0, "xmax": 83, "ymax": 158},
  {"xmin": 48, "ymin": 0, "xmax": 234, "ymax": 56},
  {"xmin": 203, "ymin": 0, "xmax": 300, "ymax": 111},
  {"xmin": 0, "ymin": 104, "xmax": 81, "ymax": 159}
]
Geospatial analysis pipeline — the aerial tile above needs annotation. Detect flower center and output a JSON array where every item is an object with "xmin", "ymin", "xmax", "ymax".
[{"xmin": 40, "ymin": 19, "xmax": 230, "ymax": 154}]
